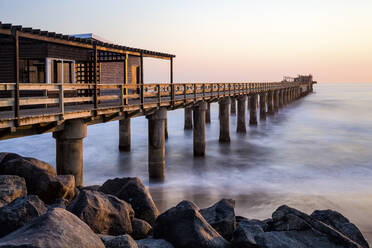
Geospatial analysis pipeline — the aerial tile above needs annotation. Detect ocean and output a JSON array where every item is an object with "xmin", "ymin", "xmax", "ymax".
[{"xmin": 2, "ymin": 83, "xmax": 372, "ymax": 242}]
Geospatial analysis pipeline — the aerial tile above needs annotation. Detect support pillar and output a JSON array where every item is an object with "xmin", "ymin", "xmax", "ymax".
[
  {"xmin": 165, "ymin": 119, "xmax": 168, "ymax": 140},
  {"xmin": 119, "ymin": 118, "xmax": 131, "ymax": 151},
  {"xmin": 193, "ymin": 102, "xmax": 207, "ymax": 156},
  {"xmin": 267, "ymin": 90, "xmax": 275, "ymax": 115},
  {"xmin": 219, "ymin": 97, "xmax": 231, "ymax": 143},
  {"xmin": 147, "ymin": 108, "xmax": 167, "ymax": 181},
  {"xmin": 274, "ymin": 90, "xmax": 279, "ymax": 112},
  {"xmin": 259, "ymin": 93, "xmax": 266, "ymax": 120},
  {"xmin": 237, "ymin": 95, "xmax": 247, "ymax": 133},
  {"xmin": 206, "ymin": 102, "xmax": 211, "ymax": 123},
  {"xmin": 230, "ymin": 98, "xmax": 236, "ymax": 115},
  {"xmin": 249, "ymin": 94, "xmax": 258, "ymax": 125},
  {"xmin": 53, "ymin": 119, "xmax": 87, "ymax": 187},
  {"xmin": 279, "ymin": 90, "xmax": 284, "ymax": 108},
  {"xmin": 184, "ymin": 107, "xmax": 193, "ymax": 130}
]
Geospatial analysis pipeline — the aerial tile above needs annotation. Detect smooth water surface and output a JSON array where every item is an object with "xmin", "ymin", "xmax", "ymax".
[{"xmin": 2, "ymin": 83, "xmax": 372, "ymax": 241}]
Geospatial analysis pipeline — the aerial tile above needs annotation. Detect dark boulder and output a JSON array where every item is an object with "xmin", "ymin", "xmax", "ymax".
[
  {"xmin": 67, "ymin": 189, "xmax": 134, "ymax": 235},
  {"xmin": 136, "ymin": 238, "xmax": 174, "ymax": 248},
  {"xmin": 0, "ymin": 175, "xmax": 27, "ymax": 207},
  {"xmin": 0, "ymin": 207, "xmax": 105, "ymax": 248},
  {"xmin": 256, "ymin": 205, "xmax": 364, "ymax": 248},
  {"xmin": 153, "ymin": 200, "xmax": 230, "ymax": 248},
  {"xmin": 0, "ymin": 195, "xmax": 47, "ymax": 238},
  {"xmin": 232, "ymin": 219, "xmax": 265, "ymax": 248},
  {"xmin": 104, "ymin": 234, "xmax": 138, "ymax": 248},
  {"xmin": 0, "ymin": 154, "xmax": 75, "ymax": 203},
  {"xmin": 311, "ymin": 209, "xmax": 369, "ymax": 248},
  {"xmin": 200, "ymin": 199, "xmax": 236, "ymax": 240},
  {"xmin": 132, "ymin": 218, "xmax": 152, "ymax": 240},
  {"xmin": 99, "ymin": 177, "xmax": 159, "ymax": 225}
]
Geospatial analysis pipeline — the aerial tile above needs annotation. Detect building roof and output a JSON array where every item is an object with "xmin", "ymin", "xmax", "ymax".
[{"xmin": 0, "ymin": 21, "xmax": 175, "ymax": 60}]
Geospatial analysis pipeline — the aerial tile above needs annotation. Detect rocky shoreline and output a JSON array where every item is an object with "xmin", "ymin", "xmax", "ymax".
[{"xmin": 0, "ymin": 152, "xmax": 369, "ymax": 248}]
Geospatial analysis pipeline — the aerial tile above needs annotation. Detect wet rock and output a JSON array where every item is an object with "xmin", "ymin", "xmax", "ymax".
[
  {"xmin": 104, "ymin": 234, "xmax": 138, "ymax": 248},
  {"xmin": 153, "ymin": 200, "xmax": 230, "ymax": 248},
  {"xmin": 0, "ymin": 195, "xmax": 47, "ymax": 238},
  {"xmin": 311, "ymin": 209, "xmax": 369, "ymax": 248},
  {"xmin": 0, "ymin": 175, "xmax": 27, "ymax": 207},
  {"xmin": 257, "ymin": 205, "xmax": 364, "ymax": 248},
  {"xmin": 232, "ymin": 219, "xmax": 265, "ymax": 248},
  {"xmin": 132, "ymin": 218, "xmax": 152, "ymax": 240},
  {"xmin": 67, "ymin": 189, "xmax": 134, "ymax": 235},
  {"xmin": 0, "ymin": 155, "xmax": 73, "ymax": 203},
  {"xmin": 136, "ymin": 238, "xmax": 174, "ymax": 248},
  {"xmin": 0, "ymin": 207, "xmax": 105, "ymax": 248},
  {"xmin": 81, "ymin": 184, "xmax": 100, "ymax": 191},
  {"xmin": 200, "ymin": 199, "xmax": 236, "ymax": 240},
  {"xmin": 99, "ymin": 177, "xmax": 159, "ymax": 225}
]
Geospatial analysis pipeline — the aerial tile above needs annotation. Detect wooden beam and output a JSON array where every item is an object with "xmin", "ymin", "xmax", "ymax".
[{"xmin": 93, "ymin": 42, "xmax": 98, "ymax": 110}]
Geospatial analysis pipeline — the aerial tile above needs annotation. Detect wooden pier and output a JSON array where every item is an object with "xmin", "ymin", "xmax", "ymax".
[{"xmin": 0, "ymin": 22, "xmax": 316, "ymax": 186}]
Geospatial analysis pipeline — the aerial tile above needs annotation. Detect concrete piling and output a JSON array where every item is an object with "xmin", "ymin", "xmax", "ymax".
[
  {"xmin": 206, "ymin": 102, "xmax": 211, "ymax": 123},
  {"xmin": 267, "ymin": 90, "xmax": 275, "ymax": 115},
  {"xmin": 230, "ymin": 98, "xmax": 236, "ymax": 115},
  {"xmin": 237, "ymin": 95, "xmax": 247, "ymax": 133},
  {"xmin": 184, "ymin": 107, "xmax": 193, "ymax": 130},
  {"xmin": 249, "ymin": 94, "xmax": 258, "ymax": 125},
  {"xmin": 219, "ymin": 97, "xmax": 231, "ymax": 143},
  {"xmin": 259, "ymin": 93, "xmax": 266, "ymax": 120},
  {"xmin": 119, "ymin": 118, "xmax": 131, "ymax": 151},
  {"xmin": 193, "ymin": 102, "xmax": 207, "ymax": 156},
  {"xmin": 53, "ymin": 119, "xmax": 87, "ymax": 187},
  {"xmin": 146, "ymin": 108, "xmax": 167, "ymax": 181}
]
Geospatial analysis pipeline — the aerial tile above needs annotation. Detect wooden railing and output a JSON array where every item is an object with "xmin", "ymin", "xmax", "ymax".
[{"xmin": 0, "ymin": 82, "xmax": 302, "ymax": 125}]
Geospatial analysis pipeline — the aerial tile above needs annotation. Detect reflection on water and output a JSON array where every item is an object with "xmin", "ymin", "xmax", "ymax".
[{"xmin": 1, "ymin": 83, "xmax": 372, "ymax": 242}]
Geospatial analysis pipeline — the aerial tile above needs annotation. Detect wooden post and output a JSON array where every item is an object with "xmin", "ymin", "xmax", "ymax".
[
  {"xmin": 59, "ymin": 84, "xmax": 64, "ymax": 117},
  {"xmin": 140, "ymin": 53, "xmax": 144, "ymax": 108},
  {"xmin": 12, "ymin": 29, "xmax": 20, "ymax": 125}
]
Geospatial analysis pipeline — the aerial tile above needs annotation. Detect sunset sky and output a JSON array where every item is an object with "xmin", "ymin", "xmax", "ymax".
[{"xmin": 1, "ymin": 0, "xmax": 371, "ymax": 83}]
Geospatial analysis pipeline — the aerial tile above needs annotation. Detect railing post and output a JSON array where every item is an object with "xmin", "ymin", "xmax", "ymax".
[
  {"xmin": 12, "ymin": 28, "xmax": 20, "ymax": 125},
  {"xmin": 183, "ymin": 83, "xmax": 187, "ymax": 104},
  {"xmin": 157, "ymin": 84, "xmax": 161, "ymax": 108},
  {"xmin": 140, "ymin": 53, "xmax": 144, "ymax": 109},
  {"xmin": 59, "ymin": 84, "xmax": 64, "ymax": 118},
  {"xmin": 120, "ymin": 84, "xmax": 124, "ymax": 107},
  {"xmin": 202, "ymin": 83, "xmax": 205, "ymax": 100},
  {"xmin": 193, "ymin": 84, "xmax": 197, "ymax": 103},
  {"xmin": 123, "ymin": 53, "xmax": 128, "ymax": 105}
]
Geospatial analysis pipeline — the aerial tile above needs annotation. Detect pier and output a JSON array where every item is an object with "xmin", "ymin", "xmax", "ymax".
[{"xmin": 0, "ymin": 22, "xmax": 316, "ymax": 186}]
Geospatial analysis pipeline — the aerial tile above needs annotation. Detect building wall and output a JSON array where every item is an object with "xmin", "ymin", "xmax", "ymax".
[
  {"xmin": 100, "ymin": 55, "xmax": 140, "ymax": 84},
  {"xmin": 0, "ymin": 41, "xmax": 15, "ymax": 82}
]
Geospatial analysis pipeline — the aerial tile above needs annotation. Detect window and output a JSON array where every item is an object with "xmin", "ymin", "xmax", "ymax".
[
  {"xmin": 47, "ymin": 59, "xmax": 75, "ymax": 84},
  {"xmin": 20, "ymin": 59, "xmax": 46, "ymax": 83}
]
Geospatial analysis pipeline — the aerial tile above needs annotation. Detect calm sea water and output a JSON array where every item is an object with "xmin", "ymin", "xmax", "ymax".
[{"xmin": 1, "ymin": 83, "xmax": 372, "ymax": 241}]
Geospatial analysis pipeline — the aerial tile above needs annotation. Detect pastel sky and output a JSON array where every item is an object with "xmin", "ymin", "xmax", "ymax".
[{"xmin": 1, "ymin": 0, "xmax": 372, "ymax": 83}]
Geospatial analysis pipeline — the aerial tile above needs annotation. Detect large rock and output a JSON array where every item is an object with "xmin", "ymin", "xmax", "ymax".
[
  {"xmin": 0, "ymin": 175, "xmax": 27, "ymax": 207},
  {"xmin": 256, "ymin": 205, "xmax": 364, "ymax": 248},
  {"xmin": 104, "ymin": 234, "xmax": 138, "ymax": 248},
  {"xmin": 200, "ymin": 199, "xmax": 236, "ymax": 240},
  {"xmin": 0, "ymin": 195, "xmax": 47, "ymax": 237},
  {"xmin": 153, "ymin": 200, "xmax": 230, "ymax": 248},
  {"xmin": 0, "ymin": 207, "xmax": 105, "ymax": 248},
  {"xmin": 132, "ymin": 218, "xmax": 152, "ymax": 240},
  {"xmin": 232, "ymin": 219, "xmax": 265, "ymax": 248},
  {"xmin": 136, "ymin": 238, "xmax": 174, "ymax": 248},
  {"xmin": 56, "ymin": 175, "xmax": 76, "ymax": 201},
  {"xmin": 311, "ymin": 209, "xmax": 369, "ymax": 248},
  {"xmin": 0, "ymin": 153, "xmax": 75, "ymax": 203},
  {"xmin": 99, "ymin": 177, "xmax": 159, "ymax": 225},
  {"xmin": 67, "ymin": 189, "xmax": 134, "ymax": 235}
]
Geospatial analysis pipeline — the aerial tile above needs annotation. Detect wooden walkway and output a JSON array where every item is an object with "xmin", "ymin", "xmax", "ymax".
[{"xmin": 0, "ymin": 81, "xmax": 314, "ymax": 140}]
